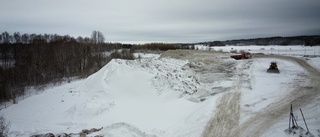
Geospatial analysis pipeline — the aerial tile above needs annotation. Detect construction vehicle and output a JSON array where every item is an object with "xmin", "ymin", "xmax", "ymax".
[
  {"xmin": 267, "ymin": 62, "xmax": 280, "ymax": 73},
  {"xmin": 230, "ymin": 52, "xmax": 252, "ymax": 60}
]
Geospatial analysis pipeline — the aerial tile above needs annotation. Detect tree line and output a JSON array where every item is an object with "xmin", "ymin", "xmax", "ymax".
[
  {"xmin": 199, "ymin": 35, "xmax": 320, "ymax": 46},
  {"xmin": 0, "ymin": 31, "xmax": 123, "ymax": 104},
  {"xmin": 0, "ymin": 31, "xmax": 106, "ymax": 45},
  {"xmin": 0, "ymin": 31, "xmax": 184, "ymax": 104}
]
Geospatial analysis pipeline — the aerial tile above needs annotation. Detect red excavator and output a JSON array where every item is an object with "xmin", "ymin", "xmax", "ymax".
[{"xmin": 230, "ymin": 52, "xmax": 252, "ymax": 60}]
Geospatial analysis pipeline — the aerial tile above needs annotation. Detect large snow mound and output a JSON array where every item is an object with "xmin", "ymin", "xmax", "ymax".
[{"xmin": 2, "ymin": 58, "xmax": 220, "ymax": 137}]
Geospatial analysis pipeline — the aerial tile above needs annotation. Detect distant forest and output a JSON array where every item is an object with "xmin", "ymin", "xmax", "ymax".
[
  {"xmin": 199, "ymin": 35, "xmax": 320, "ymax": 46},
  {"xmin": 0, "ymin": 31, "xmax": 181, "ymax": 105}
]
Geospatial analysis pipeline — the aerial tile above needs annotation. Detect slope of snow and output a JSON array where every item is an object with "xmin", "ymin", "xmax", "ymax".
[{"xmin": 2, "ymin": 58, "xmax": 219, "ymax": 137}]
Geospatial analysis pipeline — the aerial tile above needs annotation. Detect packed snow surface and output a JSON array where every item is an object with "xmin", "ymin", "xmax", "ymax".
[{"xmin": 1, "ymin": 48, "xmax": 320, "ymax": 137}]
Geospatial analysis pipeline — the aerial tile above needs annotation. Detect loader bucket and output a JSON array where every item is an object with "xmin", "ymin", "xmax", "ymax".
[{"xmin": 267, "ymin": 69, "xmax": 280, "ymax": 73}]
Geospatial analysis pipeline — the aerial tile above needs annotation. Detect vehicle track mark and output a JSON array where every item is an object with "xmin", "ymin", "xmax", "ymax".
[{"xmin": 203, "ymin": 91, "xmax": 241, "ymax": 137}]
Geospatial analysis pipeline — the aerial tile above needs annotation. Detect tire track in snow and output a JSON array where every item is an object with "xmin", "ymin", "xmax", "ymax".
[
  {"xmin": 202, "ymin": 60, "xmax": 249, "ymax": 137},
  {"xmin": 202, "ymin": 91, "xmax": 241, "ymax": 137}
]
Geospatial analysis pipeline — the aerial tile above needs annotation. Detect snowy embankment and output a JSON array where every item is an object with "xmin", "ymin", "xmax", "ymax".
[{"xmin": 1, "ymin": 49, "xmax": 320, "ymax": 137}]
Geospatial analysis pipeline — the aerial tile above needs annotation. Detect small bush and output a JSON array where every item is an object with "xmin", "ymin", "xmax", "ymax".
[
  {"xmin": 110, "ymin": 50, "xmax": 134, "ymax": 60},
  {"xmin": 0, "ymin": 115, "xmax": 10, "ymax": 137}
]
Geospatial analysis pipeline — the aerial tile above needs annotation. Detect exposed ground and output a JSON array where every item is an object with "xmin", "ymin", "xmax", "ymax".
[{"xmin": 203, "ymin": 91, "xmax": 241, "ymax": 137}]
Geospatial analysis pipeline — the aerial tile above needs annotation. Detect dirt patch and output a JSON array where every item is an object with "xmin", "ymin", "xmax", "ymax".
[
  {"xmin": 201, "ymin": 58, "xmax": 249, "ymax": 137},
  {"xmin": 202, "ymin": 92, "xmax": 241, "ymax": 137}
]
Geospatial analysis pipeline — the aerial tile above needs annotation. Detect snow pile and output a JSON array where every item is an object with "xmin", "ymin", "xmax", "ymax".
[
  {"xmin": 133, "ymin": 53, "xmax": 161, "ymax": 59},
  {"xmin": 79, "ymin": 58, "xmax": 200, "ymax": 98},
  {"xmin": 2, "ymin": 57, "xmax": 218, "ymax": 137}
]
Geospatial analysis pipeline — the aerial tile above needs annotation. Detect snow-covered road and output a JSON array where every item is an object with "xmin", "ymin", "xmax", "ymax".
[{"xmin": 230, "ymin": 55, "xmax": 320, "ymax": 137}]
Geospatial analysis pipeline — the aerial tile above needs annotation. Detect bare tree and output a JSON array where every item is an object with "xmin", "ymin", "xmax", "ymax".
[
  {"xmin": 91, "ymin": 30, "xmax": 105, "ymax": 44},
  {"xmin": 91, "ymin": 30, "xmax": 98, "ymax": 44},
  {"xmin": 97, "ymin": 31, "xmax": 105, "ymax": 44},
  {"xmin": 13, "ymin": 32, "xmax": 21, "ymax": 43},
  {"xmin": 21, "ymin": 34, "xmax": 29, "ymax": 44},
  {"xmin": 1, "ymin": 32, "xmax": 10, "ymax": 44}
]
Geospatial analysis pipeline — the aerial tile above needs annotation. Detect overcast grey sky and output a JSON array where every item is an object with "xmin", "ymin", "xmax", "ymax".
[{"xmin": 1, "ymin": 0, "xmax": 320, "ymax": 43}]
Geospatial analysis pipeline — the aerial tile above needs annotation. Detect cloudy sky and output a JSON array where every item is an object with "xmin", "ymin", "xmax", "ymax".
[{"xmin": 1, "ymin": 0, "xmax": 320, "ymax": 43}]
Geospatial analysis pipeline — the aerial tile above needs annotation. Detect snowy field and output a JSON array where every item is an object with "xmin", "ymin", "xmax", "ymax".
[
  {"xmin": 197, "ymin": 45, "xmax": 320, "ymax": 57},
  {"xmin": 1, "ymin": 45, "xmax": 320, "ymax": 137}
]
